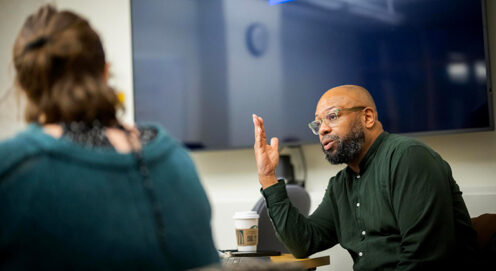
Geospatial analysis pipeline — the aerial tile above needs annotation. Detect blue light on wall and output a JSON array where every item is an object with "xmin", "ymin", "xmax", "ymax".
[{"xmin": 269, "ymin": 0, "xmax": 295, "ymax": 5}]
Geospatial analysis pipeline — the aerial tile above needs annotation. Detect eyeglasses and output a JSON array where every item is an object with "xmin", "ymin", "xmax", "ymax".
[{"xmin": 308, "ymin": 106, "xmax": 366, "ymax": 135}]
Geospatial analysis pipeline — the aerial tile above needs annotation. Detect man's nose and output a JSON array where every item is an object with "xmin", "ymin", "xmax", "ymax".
[{"xmin": 319, "ymin": 121, "xmax": 332, "ymax": 136}]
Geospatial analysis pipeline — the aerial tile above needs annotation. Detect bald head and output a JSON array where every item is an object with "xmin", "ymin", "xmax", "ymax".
[
  {"xmin": 315, "ymin": 84, "xmax": 383, "ymax": 134},
  {"xmin": 317, "ymin": 85, "xmax": 377, "ymax": 114}
]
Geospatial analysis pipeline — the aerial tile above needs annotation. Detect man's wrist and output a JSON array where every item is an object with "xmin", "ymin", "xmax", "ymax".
[
  {"xmin": 259, "ymin": 174, "xmax": 278, "ymax": 190},
  {"xmin": 260, "ymin": 179, "xmax": 288, "ymax": 208}
]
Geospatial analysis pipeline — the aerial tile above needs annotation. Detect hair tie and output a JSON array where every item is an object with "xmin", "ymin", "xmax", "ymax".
[{"xmin": 23, "ymin": 36, "xmax": 49, "ymax": 54}]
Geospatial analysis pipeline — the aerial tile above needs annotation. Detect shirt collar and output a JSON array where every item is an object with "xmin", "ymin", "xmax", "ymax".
[
  {"xmin": 360, "ymin": 131, "xmax": 389, "ymax": 172},
  {"xmin": 346, "ymin": 131, "xmax": 389, "ymax": 175}
]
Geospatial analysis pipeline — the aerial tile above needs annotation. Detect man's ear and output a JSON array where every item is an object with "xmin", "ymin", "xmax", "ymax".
[{"xmin": 363, "ymin": 107, "xmax": 376, "ymax": 129}]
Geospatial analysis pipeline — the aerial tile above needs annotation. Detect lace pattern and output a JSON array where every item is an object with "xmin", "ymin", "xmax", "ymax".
[{"xmin": 61, "ymin": 121, "xmax": 157, "ymax": 150}]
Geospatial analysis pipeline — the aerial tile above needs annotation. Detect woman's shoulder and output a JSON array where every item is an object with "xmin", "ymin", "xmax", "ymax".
[
  {"xmin": 0, "ymin": 126, "xmax": 46, "ymax": 176},
  {"xmin": 137, "ymin": 122, "xmax": 193, "ymax": 162},
  {"xmin": 137, "ymin": 122, "xmax": 170, "ymax": 144}
]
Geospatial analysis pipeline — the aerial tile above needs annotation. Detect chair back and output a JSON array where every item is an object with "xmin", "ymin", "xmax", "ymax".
[
  {"xmin": 471, "ymin": 213, "xmax": 496, "ymax": 268},
  {"xmin": 252, "ymin": 184, "xmax": 311, "ymax": 253}
]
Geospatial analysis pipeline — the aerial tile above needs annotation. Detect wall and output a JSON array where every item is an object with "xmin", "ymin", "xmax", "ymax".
[{"xmin": 0, "ymin": 1, "xmax": 495, "ymax": 271}]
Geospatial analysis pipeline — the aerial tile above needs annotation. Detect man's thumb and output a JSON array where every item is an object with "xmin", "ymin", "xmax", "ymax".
[{"xmin": 270, "ymin": 137, "xmax": 279, "ymax": 150}]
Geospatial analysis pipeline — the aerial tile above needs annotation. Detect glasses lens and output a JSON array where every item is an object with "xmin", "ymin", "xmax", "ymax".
[{"xmin": 309, "ymin": 121, "xmax": 320, "ymax": 135}]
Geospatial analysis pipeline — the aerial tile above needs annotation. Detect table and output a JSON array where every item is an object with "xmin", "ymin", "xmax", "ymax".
[{"xmin": 270, "ymin": 254, "xmax": 330, "ymax": 270}]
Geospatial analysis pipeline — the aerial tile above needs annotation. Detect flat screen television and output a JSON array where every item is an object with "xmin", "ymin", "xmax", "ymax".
[{"xmin": 131, "ymin": 0, "xmax": 493, "ymax": 150}]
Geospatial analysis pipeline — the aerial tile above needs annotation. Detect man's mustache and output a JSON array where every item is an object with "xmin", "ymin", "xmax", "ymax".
[{"xmin": 321, "ymin": 134, "xmax": 340, "ymax": 144}]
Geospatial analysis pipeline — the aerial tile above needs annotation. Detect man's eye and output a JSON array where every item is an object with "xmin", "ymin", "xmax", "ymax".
[{"xmin": 326, "ymin": 113, "xmax": 338, "ymax": 121}]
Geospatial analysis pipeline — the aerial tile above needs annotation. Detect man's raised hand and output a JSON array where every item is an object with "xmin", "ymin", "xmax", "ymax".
[{"xmin": 252, "ymin": 114, "xmax": 279, "ymax": 189}]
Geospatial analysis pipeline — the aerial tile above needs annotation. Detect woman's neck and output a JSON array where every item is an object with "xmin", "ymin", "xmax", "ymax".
[
  {"xmin": 42, "ymin": 122, "xmax": 141, "ymax": 153},
  {"xmin": 43, "ymin": 123, "xmax": 63, "ymax": 138}
]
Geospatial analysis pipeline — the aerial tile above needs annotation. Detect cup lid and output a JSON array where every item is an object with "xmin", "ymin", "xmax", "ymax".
[{"xmin": 233, "ymin": 211, "xmax": 260, "ymax": 219}]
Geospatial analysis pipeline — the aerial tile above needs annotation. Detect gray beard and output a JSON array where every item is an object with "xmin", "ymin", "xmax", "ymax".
[{"xmin": 321, "ymin": 119, "xmax": 365, "ymax": 165}]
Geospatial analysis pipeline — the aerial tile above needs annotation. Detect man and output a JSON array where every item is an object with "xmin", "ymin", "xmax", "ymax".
[{"xmin": 252, "ymin": 85, "xmax": 478, "ymax": 270}]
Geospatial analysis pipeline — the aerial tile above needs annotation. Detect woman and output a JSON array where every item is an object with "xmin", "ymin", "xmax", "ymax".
[{"xmin": 0, "ymin": 5, "xmax": 219, "ymax": 270}]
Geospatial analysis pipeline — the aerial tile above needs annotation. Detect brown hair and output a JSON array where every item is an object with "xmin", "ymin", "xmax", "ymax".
[{"xmin": 13, "ymin": 5, "xmax": 121, "ymax": 126}]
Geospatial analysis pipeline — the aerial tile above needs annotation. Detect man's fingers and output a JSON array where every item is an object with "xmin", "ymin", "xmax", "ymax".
[
  {"xmin": 253, "ymin": 114, "xmax": 260, "ymax": 146},
  {"xmin": 270, "ymin": 137, "xmax": 279, "ymax": 152},
  {"xmin": 253, "ymin": 114, "xmax": 268, "ymax": 148},
  {"xmin": 253, "ymin": 114, "xmax": 264, "ymax": 148},
  {"xmin": 258, "ymin": 116, "xmax": 267, "ymax": 146},
  {"xmin": 258, "ymin": 116, "xmax": 265, "ymax": 135}
]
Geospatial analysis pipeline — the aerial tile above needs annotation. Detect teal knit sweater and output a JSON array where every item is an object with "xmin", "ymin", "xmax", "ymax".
[{"xmin": 0, "ymin": 124, "xmax": 219, "ymax": 270}]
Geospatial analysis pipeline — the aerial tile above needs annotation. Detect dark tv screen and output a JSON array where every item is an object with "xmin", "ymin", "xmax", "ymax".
[{"xmin": 131, "ymin": 0, "xmax": 493, "ymax": 150}]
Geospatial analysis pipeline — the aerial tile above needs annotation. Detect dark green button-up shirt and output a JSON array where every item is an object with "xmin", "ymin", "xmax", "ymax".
[{"xmin": 262, "ymin": 132, "xmax": 477, "ymax": 270}]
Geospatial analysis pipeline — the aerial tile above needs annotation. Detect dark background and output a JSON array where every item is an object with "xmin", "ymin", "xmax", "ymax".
[{"xmin": 132, "ymin": 0, "xmax": 492, "ymax": 150}]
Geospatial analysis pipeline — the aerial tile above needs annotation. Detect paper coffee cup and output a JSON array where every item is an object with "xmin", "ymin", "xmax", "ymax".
[{"xmin": 233, "ymin": 211, "xmax": 259, "ymax": 252}]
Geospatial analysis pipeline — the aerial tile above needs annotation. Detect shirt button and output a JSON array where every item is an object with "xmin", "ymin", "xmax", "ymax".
[
  {"xmin": 356, "ymin": 203, "xmax": 360, "ymax": 207},
  {"xmin": 359, "ymin": 252, "xmax": 363, "ymax": 257},
  {"xmin": 356, "ymin": 175, "xmax": 361, "ymax": 179},
  {"xmin": 361, "ymin": 231, "xmax": 366, "ymax": 236}
]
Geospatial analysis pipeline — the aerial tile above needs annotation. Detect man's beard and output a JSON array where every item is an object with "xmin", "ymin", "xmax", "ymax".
[{"xmin": 321, "ymin": 118, "xmax": 365, "ymax": 165}]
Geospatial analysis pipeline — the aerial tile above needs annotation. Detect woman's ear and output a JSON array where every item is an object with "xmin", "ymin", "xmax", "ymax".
[{"xmin": 103, "ymin": 63, "xmax": 110, "ymax": 82}]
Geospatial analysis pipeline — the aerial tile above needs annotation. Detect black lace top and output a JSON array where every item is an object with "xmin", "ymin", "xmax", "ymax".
[{"xmin": 61, "ymin": 121, "xmax": 157, "ymax": 150}]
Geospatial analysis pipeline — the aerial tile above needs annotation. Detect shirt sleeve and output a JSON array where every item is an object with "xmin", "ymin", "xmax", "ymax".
[
  {"xmin": 262, "ymin": 179, "xmax": 338, "ymax": 258},
  {"xmin": 391, "ymin": 145, "xmax": 457, "ymax": 270}
]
